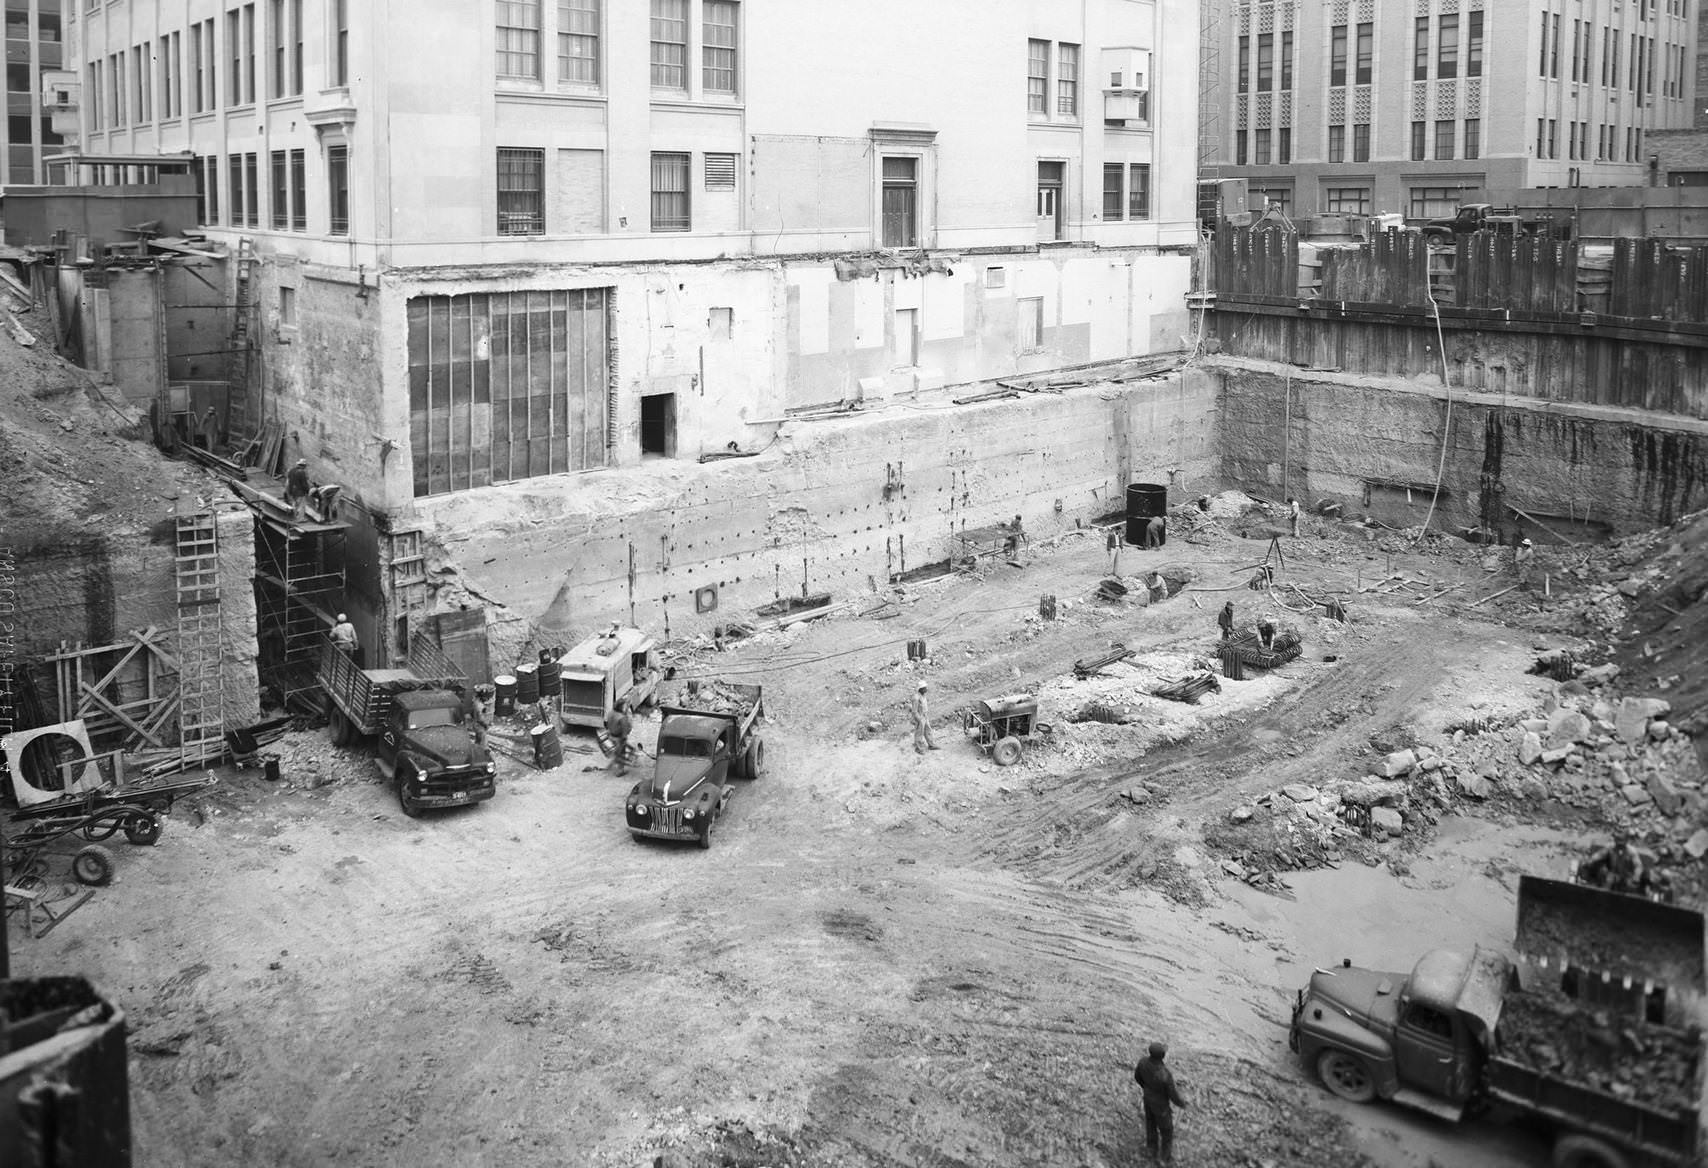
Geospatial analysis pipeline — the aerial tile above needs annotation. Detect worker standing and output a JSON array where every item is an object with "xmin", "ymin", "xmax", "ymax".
[
  {"xmin": 1217, "ymin": 601, "xmax": 1235, "ymax": 640},
  {"xmin": 285, "ymin": 458, "xmax": 312, "ymax": 519},
  {"xmin": 1287, "ymin": 497, "xmax": 1302, "ymax": 538},
  {"xmin": 1143, "ymin": 515, "xmax": 1165, "ymax": 548},
  {"xmin": 329, "ymin": 612, "xmax": 358, "ymax": 663},
  {"xmin": 909, "ymin": 682, "xmax": 939, "ymax": 755},
  {"xmin": 1513, "ymin": 537, "xmax": 1535, "ymax": 584},
  {"xmin": 198, "ymin": 405, "xmax": 220, "ymax": 452},
  {"xmin": 1133, "ymin": 1041, "xmax": 1189, "ymax": 1164},
  {"xmin": 605, "ymin": 700, "xmax": 633, "ymax": 776}
]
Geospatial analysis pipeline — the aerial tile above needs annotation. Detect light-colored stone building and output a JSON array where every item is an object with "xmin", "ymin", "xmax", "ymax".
[
  {"xmin": 68, "ymin": 0, "xmax": 1203, "ymax": 668},
  {"xmin": 3, "ymin": 0, "xmax": 68, "ymax": 186},
  {"xmin": 1205, "ymin": 0, "xmax": 1698, "ymax": 219}
]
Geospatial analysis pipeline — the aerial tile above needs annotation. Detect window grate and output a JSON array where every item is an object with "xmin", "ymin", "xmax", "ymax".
[
  {"xmin": 497, "ymin": 147, "xmax": 545, "ymax": 235},
  {"xmin": 704, "ymin": 152, "xmax": 737, "ymax": 191}
]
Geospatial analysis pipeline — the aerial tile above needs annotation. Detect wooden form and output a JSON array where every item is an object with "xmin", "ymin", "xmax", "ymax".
[{"xmin": 47, "ymin": 628, "xmax": 180, "ymax": 749}]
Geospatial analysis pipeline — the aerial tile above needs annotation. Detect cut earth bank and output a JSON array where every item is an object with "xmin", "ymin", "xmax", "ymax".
[{"xmin": 15, "ymin": 500, "xmax": 1703, "ymax": 1168}]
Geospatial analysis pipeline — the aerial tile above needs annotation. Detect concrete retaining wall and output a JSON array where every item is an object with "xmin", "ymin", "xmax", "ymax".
[
  {"xmin": 412, "ymin": 370, "xmax": 1219, "ymax": 671},
  {"xmin": 1216, "ymin": 359, "xmax": 1708, "ymax": 538}
]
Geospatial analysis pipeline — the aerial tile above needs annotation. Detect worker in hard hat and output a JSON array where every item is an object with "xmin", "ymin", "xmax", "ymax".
[
  {"xmin": 1514, "ymin": 537, "xmax": 1535, "ymax": 585},
  {"xmin": 285, "ymin": 458, "xmax": 312, "ymax": 520},
  {"xmin": 330, "ymin": 613, "xmax": 358, "ymax": 662},
  {"xmin": 909, "ymin": 681, "xmax": 939, "ymax": 755}
]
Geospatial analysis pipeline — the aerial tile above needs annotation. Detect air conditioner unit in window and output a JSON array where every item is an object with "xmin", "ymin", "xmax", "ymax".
[{"xmin": 1105, "ymin": 90, "xmax": 1150, "ymax": 123}]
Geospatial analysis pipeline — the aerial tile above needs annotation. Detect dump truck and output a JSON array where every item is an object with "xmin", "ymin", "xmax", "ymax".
[
  {"xmin": 557, "ymin": 625, "xmax": 661, "ymax": 729},
  {"xmin": 317, "ymin": 638, "xmax": 495, "ymax": 817},
  {"xmin": 1422, "ymin": 203, "xmax": 1564, "ymax": 243},
  {"xmin": 625, "ymin": 680, "xmax": 763, "ymax": 849},
  {"xmin": 1290, "ymin": 875, "xmax": 1705, "ymax": 1168}
]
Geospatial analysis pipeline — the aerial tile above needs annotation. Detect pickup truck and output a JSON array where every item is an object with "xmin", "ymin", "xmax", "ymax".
[
  {"xmin": 318, "ymin": 638, "xmax": 496, "ymax": 818},
  {"xmin": 1290, "ymin": 876, "xmax": 1705, "ymax": 1168},
  {"xmin": 626, "ymin": 681, "xmax": 763, "ymax": 849},
  {"xmin": 1422, "ymin": 203, "xmax": 1564, "ymax": 244}
]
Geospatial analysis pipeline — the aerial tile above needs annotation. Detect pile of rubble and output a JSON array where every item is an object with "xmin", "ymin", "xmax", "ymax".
[
  {"xmin": 1501, "ymin": 992, "xmax": 1701, "ymax": 1113},
  {"xmin": 260, "ymin": 729, "xmax": 376, "ymax": 790}
]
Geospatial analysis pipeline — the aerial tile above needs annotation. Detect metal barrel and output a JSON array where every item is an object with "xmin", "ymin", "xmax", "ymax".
[
  {"xmin": 537, "ymin": 657, "xmax": 561, "ymax": 701},
  {"xmin": 493, "ymin": 676, "xmax": 517, "ymax": 717},
  {"xmin": 530, "ymin": 722, "xmax": 562, "ymax": 769},
  {"xmin": 514, "ymin": 663, "xmax": 540, "ymax": 704},
  {"xmin": 1124, "ymin": 483, "xmax": 1168, "ymax": 546}
]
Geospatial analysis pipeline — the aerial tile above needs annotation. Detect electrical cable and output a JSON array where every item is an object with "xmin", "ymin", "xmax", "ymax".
[{"xmin": 1411, "ymin": 277, "xmax": 1455, "ymax": 546}]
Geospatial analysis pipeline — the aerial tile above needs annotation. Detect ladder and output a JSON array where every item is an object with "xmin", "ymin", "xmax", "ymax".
[
  {"xmin": 174, "ymin": 504, "xmax": 224, "ymax": 771},
  {"xmin": 231, "ymin": 236, "xmax": 256, "ymax": 346},
  {"xmin": 227, "ymin": 237, "xmax": 256, "ymax": 441}
]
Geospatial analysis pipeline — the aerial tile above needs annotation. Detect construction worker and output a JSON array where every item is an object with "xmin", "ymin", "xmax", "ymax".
[
  {"xmin": 909, "ymin": 682, "xmax": 939, "ymax": 755},
  {"xmin": 1287, "ymin": 497, "xmax": 1302, "ymax": 537},
  {"xmin": 1133, "ymin": 1041, "xmax": 1189, "ymax": 1163},
  {"xmin": 198, "ymin": 405, "xmax": 220, "ymax": 451},
  {"xmin": 1514, "ymin": 537, "xmax": 1535, "ymax": 583},
  {"xmin": 605, "ymin": 699, "xmax": 633, "ymax": 776},
  {"xmin": 460, "ymin": 684, "xmax": 490, "ymax": 745},
  {"xmin": 329, "ymin": 614, "xmax": 358, "ymax": 664},
  {"xmin": 1217, "ymin": 601, "xmax": 1235, "ymax": 640},
  {"xmin": 1257, "ymin": 617, "xmax": 1276, "ymax": 650},
  {"xmin": 1143, "ymin": 515, "xmax": 1165, "ymax": 548},
  {"xmin": 285, "ymin": 458, "xmax": 312, "ymax": 519}
]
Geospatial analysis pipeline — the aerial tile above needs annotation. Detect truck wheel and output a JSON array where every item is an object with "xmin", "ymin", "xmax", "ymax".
[
  {"xmin": 992, "ymin": 736, "xmax": 1023, "ymax": 767},
  {"xmin": 72, "ymin": 845, "xmax": 115, "ymax": 887},
  {"xmin": 745, "ymin": 738, "xmax": 765, "ymax": 780},
  {"xmin": 123, "ymin": 813, "xmax": 163, "ymax": 846},
  {"xmin": 1316, "ymin": 1050, "xmax": 1376, "ymax": 1103},
  {"xmin": 699, "ymin": 820, "xmax": 714, "ymax": 849},
  {"xmin": 400, "ymin": 791, "xmax": 423, "ymax": 818},
  {"xmin": 1552, "ymin": 1134, "xmax": 1629, "ymax": 1168}
]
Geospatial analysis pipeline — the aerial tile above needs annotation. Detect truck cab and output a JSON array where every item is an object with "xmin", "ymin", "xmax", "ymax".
[
  {"xmin": 377, "ymin": 690, "xmax": 496, "ymax": 818},
  {"xmin": 1290, "ymin": 947, "xmax": 1509, "ymax": 1120}
]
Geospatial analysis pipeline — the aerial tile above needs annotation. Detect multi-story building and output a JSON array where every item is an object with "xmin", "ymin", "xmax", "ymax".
[
  {"xmin": 1206, "ymin": 0, "xmax": 1698, "ymax": 220},
  {"xmin": 4, "ymin": 0, "xmax": 67, "ymax": 186},
  {"xmin": 66, "ymin": 0, "xmax": 1200, "ymax": 671}
]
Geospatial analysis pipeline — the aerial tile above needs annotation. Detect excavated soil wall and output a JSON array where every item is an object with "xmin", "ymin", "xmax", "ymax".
[{"xmin": 1215, "ymin": 359, "xmax": 1708, "ymax": 539}]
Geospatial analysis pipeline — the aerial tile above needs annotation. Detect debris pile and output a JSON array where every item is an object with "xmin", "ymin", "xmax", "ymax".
[
  {"xmin": 670, "ymin": 679, "xmax": 758, "ymax": 717},
  {"xmin": 1499, "ymin": 992, "xmax": 1701, "ymax": 1113}
]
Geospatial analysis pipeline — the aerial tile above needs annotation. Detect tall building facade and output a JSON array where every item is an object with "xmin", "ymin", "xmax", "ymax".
[
  {"xmin": 4, "ymin": 0, "xmax": 66, "ymax": 186},
  {"xmin": 71, "ymin": 0, "xmax": 1198, "ymax": 497},
  {"xmin": 1208, "ymin": 0, "xmax": 1698, "ymax": 219}
]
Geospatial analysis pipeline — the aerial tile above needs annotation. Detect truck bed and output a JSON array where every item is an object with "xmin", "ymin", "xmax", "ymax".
[
  {"xmin": 661, "ymin": 681, "xmax": 762, "ymax": 734},
  {"xmin": 318, "ymin": 638, "xmax": 466, "ymax": 734}
]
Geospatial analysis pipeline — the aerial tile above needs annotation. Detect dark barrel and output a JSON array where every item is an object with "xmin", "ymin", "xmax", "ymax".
[
  {"xmin": 1124, "ymin": 483, "xmax": 1168, "ymax": 546},
  {"xmin": 537, "ymin": 656, "xmax": 561, "ymax": 703},
  {"xmin": 514, "ymin": 663, "xmax": 540, "ymax": 704},
  {"xmin": 493, "ymin": 675, "xmax": 517, "ymax": 717}
]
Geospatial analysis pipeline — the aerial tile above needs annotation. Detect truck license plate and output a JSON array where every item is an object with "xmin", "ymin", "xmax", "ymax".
[{"xmin": 449, "ymin": 791, "xmax": 469, "ymax": 802}]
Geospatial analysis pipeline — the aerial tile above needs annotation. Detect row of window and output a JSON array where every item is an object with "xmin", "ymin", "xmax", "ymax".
[
  {"xmin": 1535, "ymin": 118, "xmax": 1646, "ymax": 162},
  {"xmin": 4, "ymin": 8, "xmax": 60, "ymax": 45},
  {"xmin": 1413, "ymin": 13, "xmax": 1484, "ymax": 82},
  {"xmin": 1235, "ymin": 127, "xmax": 1293, "ymax": 166},
  {"xmin": 495, "ymin": 0, "xmax": 739, "ymax": 95},
  {"xmin": 1027, "ymin": 39, "xmax": 1080, "ymax": 119},
  {"xmin": 86, "ymin": 0, "xmax": 348, "ymax": 131},
  {"xmin": 1542, "ymin": 14, "xmax": 1680, "ymax": 100},
  {"xmin": 1409, "ymin": 119, "xmax": 1482, "ymax": 162},
  {"xmin": 1100, "ymin": 163, "xmax": 1151, "ymax": 221},
  {"xmin": 1260, "ymin": 187, "xmax": 1476, "ymax": 220},
  {"xmin": 495, "ymin": 147, "xmax": 740, "ymax": 237},
  {"xmin": 1235, "ymin": 29, "xmax": 1293, "ymax": 93},
  {"xmin": 191, "ymin": 145, "xmax": 348, "ymax": 235}
]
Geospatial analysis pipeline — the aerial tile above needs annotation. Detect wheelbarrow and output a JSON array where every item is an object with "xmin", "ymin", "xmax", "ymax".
[{"xmin": 962, "ymin": 693, "xmax": 1051, "ymax": 767}]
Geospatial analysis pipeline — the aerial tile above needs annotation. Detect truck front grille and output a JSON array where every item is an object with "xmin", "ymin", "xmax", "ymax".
[{"xmin": 652, "ymin": 806, "xmax": 683, "ymax": 834}]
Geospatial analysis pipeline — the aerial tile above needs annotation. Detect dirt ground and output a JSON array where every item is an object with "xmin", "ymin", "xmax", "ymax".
[{"xmin": 10, "ymin": 507, "xmax": 1692, "ymax": 1167}]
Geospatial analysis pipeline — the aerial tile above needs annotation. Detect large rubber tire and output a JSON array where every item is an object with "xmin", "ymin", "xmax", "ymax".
[
  {"xmin": 398, "ymin": 764, "xmax": 423, "ymax": 819},
  {"xmin": 698, "ymin": 819, "xmax": 714, "ymax": 850},
  {"xmin": 1552, "ymin": 1134, "xmax": 1630, "ymax": 1168},
  {"xmin": 747, "ymin": 738, "xmax": 764, "ymax": 780},
  {"xmin": 72, "ymin": 844, "xmax": 115, "ymax": 887},
  {"xmin": 123, "ymin": 813, "xmax": 163, "ymax": 846},
  {"xmin": 1316, "ymin": 1049, "xmax": 1376, "ymax": 1103},
  {"xmin": 992, "ymin": 736, "xmax": 1023, "ymax": 767}
]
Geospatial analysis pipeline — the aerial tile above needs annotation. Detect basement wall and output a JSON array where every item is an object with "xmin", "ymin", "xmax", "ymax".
[
  {"xmin": 1215, "ymin": 359, "xmax": 1708, "ymax": 538},
  {"xmin": 410, "ymin": 370, "xmax": 1218, "ymax": 668},
  {"xmin": 214, "ymin": 505, "xmax": 261, "ymax": 728}
]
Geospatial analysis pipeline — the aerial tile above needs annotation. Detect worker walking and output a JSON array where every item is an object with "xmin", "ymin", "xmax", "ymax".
[
  {"xmin": 605, "ymin": 700, "xmax": 633, "ymax": 776},
  {"xmin": 329, "ymin": 613, "xmax": 358, "ymax": 663},
  {"xmin": 1133, "ymin": 1041, "xmax": 1189, "ymax": 1164},
  {"xmin": 1217, "ymin": 601, "xmax": 1235, "ymax": 640},
  {"xmin": 285, "ymin": 458, "xmax": 312, "ymax": 519},
  {"xmin": 1143, "ymin": 515, "xmax": 1165, "ymax": 548},
  {"xmin": 909, "ymin": 682, "xmax": 939, "ymax": 755}
]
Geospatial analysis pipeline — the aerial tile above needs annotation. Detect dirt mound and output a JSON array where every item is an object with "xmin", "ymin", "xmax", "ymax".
[{"xmin": 1607, "ymin": 510, "xmax": 1708, "ymax": 754}]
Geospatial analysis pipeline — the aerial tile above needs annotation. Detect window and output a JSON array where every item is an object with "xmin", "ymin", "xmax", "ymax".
[
  {"xmin": 703, "ymin": 1, "xmax": 736, "ymax": 93},
  {"xmin": 1435, "ymin": 119, "xmax": 1454, "ymax": 160},
  {"xmin": 1281, "ymin": 31, "xmax": 1293, "ymax": 89},
  {"xmin": 650, "ymin": 0, "xmax": 686, "ymax": 89},
  {"xmin": 190, "ymin": 20, "xmax": 211, "ymax": 113},
  {"xmin": 1252, "ymin": 187, "xmax": 1291, "ymax": 214},
  {"xmin": 271, "ymin": 0, "xmax": 302, "ymax": 96},
  {"xmin": 1571, "ymin": 19, "xmax": 1581, "ymax": 82},
  {"xmin": 1057, "ymin": 44, "xmax": 1078, "ymax": 116},
  {"xmin": 279, "ymin": 286, "xmax": 296, "ymax": 328},
  {"xmin": 1439, "ymin": 14, "xmax": 1459, "ymax": 79},
  {"xmin": 1568, "ymin": 119, "xmax": 1578, "ymax": 160},
  {"xmin": 497, "ymin": 0, "xmax": 540, "ymax": 79},
  {"xmin": 160, "ymin": 33, "xmax": 180, "ymax": 119},
  {"xmin": 333, "ymin": 0, "xmax": 348, "ymax": 86},
  {"xmin": 272, "ymin": 0, "xmax": 286, "ymax": 95},
  {"xmin": 1277, "ymin": 127, "xmax": 1291, "ymax": 164},
  {"xmin": 244, "ymin": 4, "xmax": 256, "ymax": 103},
  {"xmin": 271, "ymin": 150, "xmax": 288, "ymax": 228},
  {"xmin": 113, "ymin": 52, "xmax": 127, "ymax": 126},
  {"xmin": 1403, "ymin": 1003, "xmax": 1455, "ymax": 1040},
  {"xmin": 228, "ymin": 10, "xmax": 242, "ymax": 103},
  {"xmin": 1467, "ymin": 11, "xmax": 1483, "ymax": 78},
  {"xmin": 1103, "ymin": 163, "xmax": 1124, "ymax": 220},
  {"xmin": 1602, "ymin": 27, "xmax": 1611, "ymax": 86},
  {"xmin": 1236, "ymin": 130, "xmax": 1248, "ymax": 165},
  {"xmin": 559, "ymin": 0, "xmax": 599, "ymax": 84},
  {"xmin": 193, "ymin": 154, "xmax": 208, "ymax": 223},
  {"xmin": 291, "ymin": 0, "xmax": 303, "ymax": 94},
  {"xmin": 1128, "ymin": 163, "xmax": 1149, "ymax": 220},
  {"xmin": 328, "ymin": 143, "xmax": 348, "ymax": 235},
  {"xmin": 1408, "ymin": 187, "xmax": 1458, "ymax": 218},
  {"xmin": 893, "ymin": 307, "xmax": 918, "ymax": 366},
  {"xmin": 1537, "ymin": 117, "xmax": 1546, "ymax": 158},
  {"xmin": 134, "ymin": 45, "xmax": 152, "ymax": 124},
  {"xmin": 1018, "ymin": 298, "xmax": 1043, "ymax": 351},
  {"xmin": 1257, "ymin": 33, "xmax": 1272, "ymax": 91},
  {"xmin": 1540, "ymin": 12, "xmax": 1551, "ymax": 76},
  {"xmin": 1028, "ymin": 40, "xmax": 1049, "ymax": 113},
  {"xmin": 290, "ymin": 149, "xmax": 305, "ymax": 231},
  {"xmin": 498, "ymin": 147, "xmax": 545, "ymax": 234},
  {"xmin": 1464, "ymin": 118, "xmax": 1480, "ymax": 160},
  {"xmin": 1549, "ymin": 118, "xmax": 1558, "ymax": 158},
  {"xmin": 1355, "ymin": 23, "xmax": 1372, "ymax": 84},
  {"xmin": 1414, "ymin": 17, "xmax": 1429, "ymax": 81},
  {"xmin": 1328, "ymin": 123, "xmax": 1345, "ymax": 163},
  {"xmin": 1237, "ymin": 35, "xmax": 1249, "ymax": 92},
  {"xmin": 1324, "ymin": 187, "xmax": 1370, "ymax": 214},
  {"xmin": 1330, "ymin": 24, "xmax": 1347, "ymax": 85},
  {"xmin": 1353, "ymin": 123, "xmax": 1370, "ymax": 162},
  {"xmin": 245, "ymin": 153, "xmax": 259, "ymax": 226},
  {"xmin": 880, "ymin": 155, "xmax": 917, "ymax": 246},
  {"xmin": 87, "ymin": 60, "xmax": 101, "ymax": 129},
  {"xmin": 704, "ymin": 152, "xmax": 736, "ymax": 190},
  {"xmin": 1551, "ymin": 14, "xmax": 1561, "ymax": 78},
  {"xmin": 1411, "ymin": 121, "xmax": 1426, "ymax": 161},
  {"xmin": 649, "ymin": 150, "xmax": 690, "ymax": 232},
  {"xmin": 1254, "ymin": 128, "xmax": 1271, "ymax": 165},
  {"xmin": 228, "ymin": 154, "xmax": 242, "ymax": 225}
]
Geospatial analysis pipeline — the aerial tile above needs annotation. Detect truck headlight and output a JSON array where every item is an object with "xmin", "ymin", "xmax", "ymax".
[
  {"xmin": 632, "ymin": 804, "xmax": 648, "ymax": 817},
  {"xmin": 684, "ymin": 809, "xmax": 696, "ymax": 820},
  {"xmin": 485, "ymin": 762, "xmax": 496, "ymax": 774}
]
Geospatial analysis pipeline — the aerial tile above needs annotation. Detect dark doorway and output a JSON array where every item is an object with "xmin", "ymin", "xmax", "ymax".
[{"xmin": 641, "ymin": 392, "xmax": 677, "ymax": 457}]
